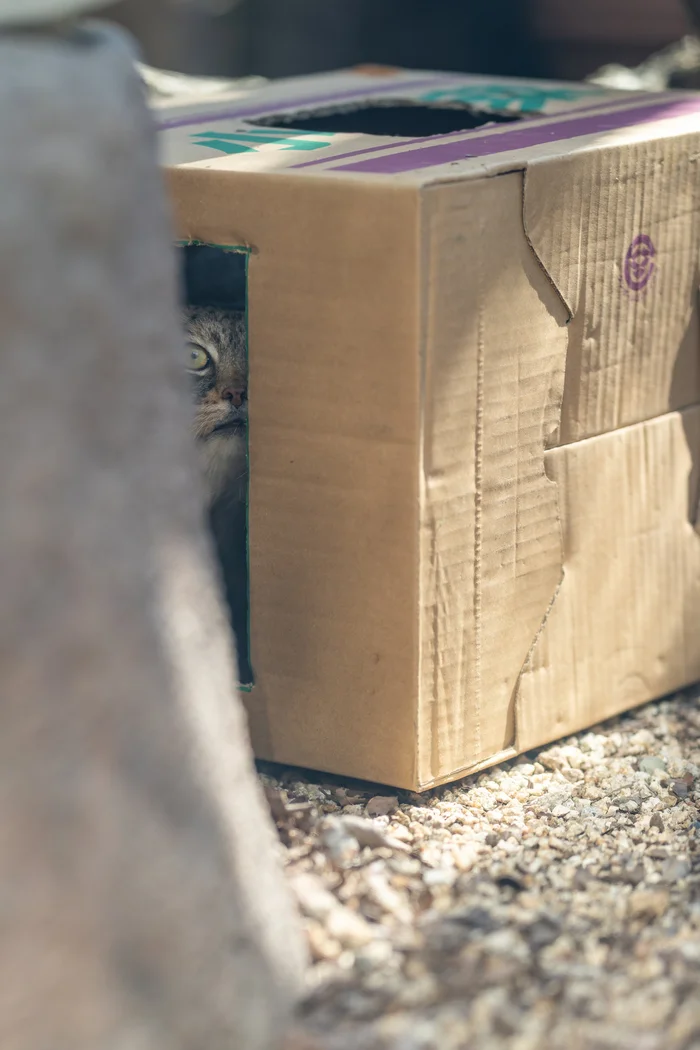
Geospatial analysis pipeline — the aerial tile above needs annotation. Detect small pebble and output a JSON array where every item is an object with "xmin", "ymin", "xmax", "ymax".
[
  {"xmin": 366, "ymin": 795, "xmax": 400, "ymax": 817},
  {"xmin": 326, "ymin": 906, "xmax": 376, "ymax": 949},
  {"xmin": 661, "ymin": 857, "xmax": 691, "ymax": 882},
  {"xmin": 639, "ymin": 756, "xmax": 667, "ymax": 774},
  {"xmin": 319, "ymin": 817, "xmax": 360, "ymax": 868},
  {"xmin": 627, "ymin": 889, "xmax": 670, "ymax": 920},
  {"xmin": 525, "ymin": 915, "xmax": 562, "ymax": 951},
  {"xmin": 649, "ymin": 812, "xmax": 665, "ymax": 832},
  {"xmin": 339, "ymin": 815, "xmax": 409, "ymax": 852}
]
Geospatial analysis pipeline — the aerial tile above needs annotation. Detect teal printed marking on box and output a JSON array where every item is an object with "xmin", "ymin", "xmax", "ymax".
[
  {"xmin": 418, "ymin": 83, "xmax": 604, "ymax": 114},
  {"xmin": 191, "ymin": 127, "xmax": 334, "ymax": 155}
]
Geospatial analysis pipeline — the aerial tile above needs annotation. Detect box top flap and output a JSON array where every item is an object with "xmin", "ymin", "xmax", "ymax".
[{"xmin": 157, "ymin": 67, "xmax": 700, "ymax": 185}]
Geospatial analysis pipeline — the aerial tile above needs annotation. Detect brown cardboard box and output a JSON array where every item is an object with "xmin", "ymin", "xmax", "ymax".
[{"xmin": 158, "ymin": 68, "xmax": 700, "ymax": 789}]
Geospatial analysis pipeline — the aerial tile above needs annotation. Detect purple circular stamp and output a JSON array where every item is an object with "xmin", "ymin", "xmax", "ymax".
[{"xmin": 623, "ymin": 234, "xmax": 656, "ymax": 293}]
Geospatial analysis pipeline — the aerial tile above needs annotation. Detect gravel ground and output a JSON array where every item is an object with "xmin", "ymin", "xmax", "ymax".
[{"xmin": 263, "ymin": 689, "xmax": 700, "ymax": 1050}]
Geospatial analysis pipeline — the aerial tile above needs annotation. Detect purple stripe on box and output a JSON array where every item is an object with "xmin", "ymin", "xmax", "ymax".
[
  {"xmin": 331, "ymin": 95, "xmax": 700, "ymax": 174},
  {"xmin": 291, "ymin": 92, "xmax": 666, "ymax": 170},
  {"xmin": 157, "ymin": 74, "xmax": 460, "ymax": 131}
]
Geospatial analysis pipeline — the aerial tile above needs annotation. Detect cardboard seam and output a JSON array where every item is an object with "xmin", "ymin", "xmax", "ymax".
[
  {"xmin": 473, "ymin": 246, "xmax": 486, "ymax": 762},
  {"xmin": 417, "ymin": 185, "xmax": 432, "ymax": 789},
  {"xmin": 551, "ymin": 400, "xmax": 700, "ymax": 453},
  {"xmin": 429, "ymin": 516, "xmax": 441, "ymax": 780},
  {"xmin": 553, "ymin": 399, "xmax": 700, "ymax": 451},
  {"xmin": 520, "ymin": 166, "xmax": 573, "ymax": 323},
  {"xmin": 425, "ymin": 164, "xmax": 573, "ymax": 319},
  {"xmin": 512, "ymin": 567, "xmax": 566, "ymax": 755},
  {"xmin": 510, "ymin": 166, "xmax": 569, "ymax": 751},
  {"xmin": 418, "ymin": 166, "xmax": 527, "ymax": 192},
  {"xmin": 419, "ymin": 746, "xmax": 519, "ymax": 791}
]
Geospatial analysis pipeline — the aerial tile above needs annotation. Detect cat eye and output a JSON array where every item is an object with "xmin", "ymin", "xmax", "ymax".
[{"xmin": 186, "ymin": 342, "xmax": 211, "ymax": 372}]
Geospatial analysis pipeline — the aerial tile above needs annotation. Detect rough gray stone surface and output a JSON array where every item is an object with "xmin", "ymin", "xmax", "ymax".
[{"xmin": 0, "ymin": 24, "xmax": 305, "ymax": 1050}]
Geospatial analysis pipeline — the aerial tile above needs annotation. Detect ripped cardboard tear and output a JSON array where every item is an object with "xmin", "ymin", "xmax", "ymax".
[{"xmin": 159, "ymin": 67, "xmax": 700, "ymax": 789}]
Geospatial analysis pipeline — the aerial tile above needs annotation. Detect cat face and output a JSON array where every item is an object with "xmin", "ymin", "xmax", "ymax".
[
  {"xmin": 183, "ymin": 305, "xmax": 247, "ymax": 439},
  {"xmin": 183, "ymin": 305, "xmax": 248, "ymax": 502}
]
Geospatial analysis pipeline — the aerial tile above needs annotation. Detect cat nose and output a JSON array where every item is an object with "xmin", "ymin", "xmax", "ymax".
[{"xmin": 222, "ymin": 386, "xmax": 246, "ymax": 407}]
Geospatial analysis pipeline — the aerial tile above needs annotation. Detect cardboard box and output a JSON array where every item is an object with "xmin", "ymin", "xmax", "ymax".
[{"xmin": 157, "ymin": 68, "xmax": 700, "ymax": 789}]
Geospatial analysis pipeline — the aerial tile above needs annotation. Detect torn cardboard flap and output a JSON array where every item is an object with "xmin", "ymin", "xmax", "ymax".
[
  {"xmin": 525, "ymin": 133, "xmax": 700, "ymax": 446},
  {"xmin": 517, "ymin": 405, "xmax": 700, "ymax": 749},
  {"xmin": 418, "ymin": 172, "xmax": 569, "ymax": 788}
]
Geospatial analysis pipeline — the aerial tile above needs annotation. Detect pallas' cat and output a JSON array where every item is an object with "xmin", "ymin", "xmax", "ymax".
[{"xmin": 183, "ymin": 305, "xmax": 251, "ymax": 682}]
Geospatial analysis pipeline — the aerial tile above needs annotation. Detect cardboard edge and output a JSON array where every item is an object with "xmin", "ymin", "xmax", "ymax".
[
  {"xmin": 520, "ymin": 166, "xmax": 574, "ymax": 321},
  {"xmin": 416, "ymin": 747, "xmax": 519, "ymax": 791},
  {"xmin": 504, "ymin": 161, "xmax": 571, "ymax": 761},
  {"xmin": 509, "ymin": 163, "xmax": 569, "ymax": 766}
]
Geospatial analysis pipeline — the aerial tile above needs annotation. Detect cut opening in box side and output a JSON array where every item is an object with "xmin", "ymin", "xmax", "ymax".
[
  {"xmin": 178, "ymin": 241, "xmax": 253, "ymax": 689},
  {"xmin": 250, "ymin": 98, "xmax": 525, "ymax": 138}
]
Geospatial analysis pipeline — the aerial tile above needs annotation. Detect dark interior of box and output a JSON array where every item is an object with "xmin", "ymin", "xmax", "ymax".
[
  {"xmin": 251, "ymin": 100, "xmax": 523, "ymax": 138},
  {"xmin": 179, "ymin": 243, "xmax": 253, "ymax": 688},
  {"xmin": 181, "ymin": 243, "xmax": 247, "ymax": 310}
]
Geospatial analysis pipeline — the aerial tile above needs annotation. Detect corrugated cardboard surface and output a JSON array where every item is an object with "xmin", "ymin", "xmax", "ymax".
[
  {"xmin": 418, "ymin": 172, "xmax": 568, "ymax": 787},
  {"xmin": 525, "ymin": 138, "xmax": 700, "ymax": 445},
  {"xmin": 164, "ymin": 70, "xmax": 700, "ymax": 789},
  {"xmin": 169, "ymin": 169, "xmax": 423, "ymax": 787},
  {"xmin": 517, "ymin": 405, "xmax": 700, "ymax": 747}
]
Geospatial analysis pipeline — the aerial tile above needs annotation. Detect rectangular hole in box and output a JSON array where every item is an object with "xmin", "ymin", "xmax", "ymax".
[{"xmin": 178, "ymin": 242, "xmax": 253, "ymax": 689}]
